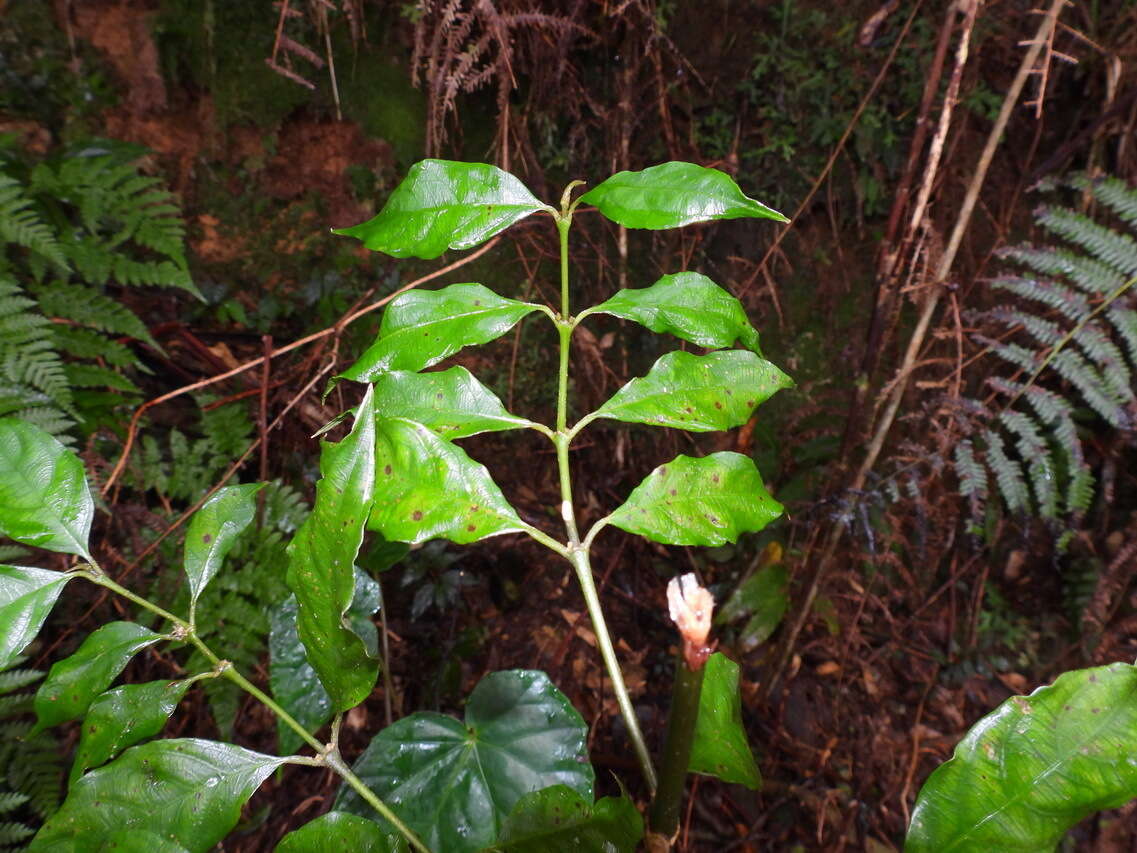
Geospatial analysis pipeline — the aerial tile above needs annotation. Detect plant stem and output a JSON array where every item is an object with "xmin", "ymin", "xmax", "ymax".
[
  {"xmin": 325, "ymin": 751, "xmax": 432, "ymax": 853},
  {"xmin": 648, "ymin": 653, "xmax": 705, "ymax": 838}
]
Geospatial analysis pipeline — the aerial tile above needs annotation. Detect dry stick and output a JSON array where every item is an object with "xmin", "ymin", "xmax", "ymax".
[{"xmin": 102, "ymin": 237, "xmax": 502, "ymax": 495}]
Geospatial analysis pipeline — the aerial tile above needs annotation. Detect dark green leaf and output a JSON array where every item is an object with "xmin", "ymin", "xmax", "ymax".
[
  {"xmin": 490, "ymin": 786, "xmax": 642, "ymax": 852},
  {"xmin": 716, "ymin": 564, "xmax": 788, "ymax": 651},
  {"xmin": 184, "ymin": 483, "xmax": 265, "ymax": 611},
  {"xmin": 70, "ymin": 679, "xmax": 191, "ymax": 784},
  {"xmin": 590, "ymin": 350, "xmax": 791, "ymax": 432},
  {"xmin": 372, "ymin": 368, "xmax": 537, "ymax": 438},
  {"xmin": 31, "ymin": 739, "xmax": 286, "ymax": 852},
  {"xmin": 582, "ymin": 272, "xmax": 763, "ymax": 352},
  {"xmin": 907, "ymin": 662, "xmax": 1137, "ymax": 852},
  {"xmin": 34, "ymin": 621, "xmax": 163, "ymax": 733},
  {"xmin": 0, "ymin": 418, "xmax": 94, "ymax": 560},
  {"xmin": 689, "ymin": 653, "xmax": 761, "ymax": 789},
  {"xmin": 276, "ymin": 811, "xmax": 403, "ymax": 853},
  {"xmin": 606, "ymin": 453, "xmax": 782, "ymax": 546},
  {"xmin": 93, "ymin": 829, "xmax": 191, "ymax": 852},
  {"xmin": 285, "ymin": 387, "xmax": 378, "ymax": 713},
  {"xmin": 333, "ymin": 159, "xmax": 552, "ymax": 259},
  {"xmin": 340, "ymin": 285, "xmax": 542, "ymax": 383},
  {"xmin": 335, "ymin": 670, "xmax": 593, "ymax": 853},
  {"xmin": 0, "ymin": 564, "xmax": 71, "ymax": 669},
  {"xmin": 369, "ymin": 418, "xmax": 526, "ymax": 545},
  {"xmin": 579, "ymin": 162, "xmax": 787, "ymax": 230}
]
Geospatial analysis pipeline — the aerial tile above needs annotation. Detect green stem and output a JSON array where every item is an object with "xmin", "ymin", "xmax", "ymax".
[
  {"xmin": 557, "ymin": 216, "xmax": 571, "ymax": 319},
  {"xmin": 325, "ymin": 751, "xmax": 432, "ymax": 853},
  {"xmin": 648, "ymin": 653, "xmax": 705, "ymax": 837}
]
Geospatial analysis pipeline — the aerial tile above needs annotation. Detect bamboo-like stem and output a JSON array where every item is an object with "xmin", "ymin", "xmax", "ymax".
[{"xmin": 648, "ymin": 654, "xmax": 705, "ymax": 839}]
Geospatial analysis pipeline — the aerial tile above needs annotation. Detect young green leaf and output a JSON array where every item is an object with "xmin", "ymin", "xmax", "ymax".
[
  {"xmin": 581, "ymin": 272, "xmax": 763, "ymax": 352},
  {"xmin": 340, "ymin": 284, "xmax": 543, "ymax": 383},
  {"xmin": 284, "ymin": 386, "xmax": 378, "ymax": 713},
  {"xmin": 716, "ymin": 563, "xmax": 789, "ymax": 651},
  {"xmin": 276, "ymin": 811, "xmax": 404, "ymax": 853},
  {"xmin": 335, "ymin": 670, "xmax": 594, "ymax": 853},
  {"xmin": 907, "ymin": 662, "xmax": 1137, "ymax": 852},
  {"xmin": 490, "ymin": 786, "xmax": 642, "ymax": 853},
  {"xmin": 70, "ymin": 678, "xmax": 192, "ymax": 784},
  {"xmin": 33, "ymin": 620, "xmax": 164, "ymax": 733},
  {"xmin": 333, "ymin": 159, "xmax": 553, "ymax": 259},
  {"xmin": 605, "ymin": 452, "xmax": 782, "ymax": 546},
  {"xmin": 0, "ymin": 417, "xmax": 94, "ymax": 560},
  {"xmin": 0, "ymin": 565, "xmax": 71, "ymax": 669},
  {"xmin": 369, "ymin": 418, "xmax": 526, "ymax": 545},
  {"xmin": 31, "ymin": 739, "xmax": 286, "ymax": 851},
  {"xmin": 587, "ymin": 350, "xmax": 791, "ymax": 433},
  {"xmin": 183, "ymin": 483, "xmax": 265, "ymax": 613},
  {"xmin": 579, "ymin": 162, "xmax": 787, "ymax": 230},
  {"xmin": 689, "ymin": 653, "xmax": 761, "ymax": 789}
]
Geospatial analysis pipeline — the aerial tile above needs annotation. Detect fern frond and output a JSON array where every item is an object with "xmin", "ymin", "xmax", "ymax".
[
  {"xmin": 1106, "ymin": 305, "xmax": 1137, "ymax": 365},
  {"xmin": 953, "ymin": 438, "xmax": 987, "ymax": 501},
  {"xmin": 61, "ymin": 363, "xmax": 140, "ymax": 394},
  {"xmin": 983, "ymin": 428, "xmax": 1030, "ymax": 515},
  {"xmin": 1071, "ymin": 173, "xmax": 1137, "ymax": 228},
  {"xmin": 1049, "ymin": 349, "xmax": 1130, "ymax": 427},
  {"xmin": 0, "ymin": 792, "xmax": 30, "ymax": 813},
  {"xmin": 991, "ymin": 275, "xmax": 1090, "ymax": 322},
  {"xmin": 0, "ymin": 820, "xmax": 35, "ymax": 846},
  {"xmin": 50, "ymin": 326, "xmax": 140, "ymax": 369},
  {"xmin": 998, "ymin": 410, "xmax": 1058, "ymax": 518},
  {"xmin": 1037, "ymin": 205, "xmax": 1137, "ymax": 277},
  {"xmin": 0, "ymin": 175, "xmax": 69, "ymax": 275},
  {"xmin": 999, "ymin": 246, "xmax": 1122, "ymax": 296},
  {"xmin": 32, "ymin": 281, "xmax": 158, "ymax": 348}
]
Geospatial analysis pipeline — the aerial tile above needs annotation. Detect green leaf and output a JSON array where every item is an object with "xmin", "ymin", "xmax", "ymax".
[
  {"xmin": 70, "ymin": 679, "xmax": 191, "ymax": 784},
  {"xmin": 907, "ymin": 662, "xmax": 1137, "ymax": 852},
  {"xmin": 340, "ymin": 284, "xmax": 542, "ymax": 383},
  {"xmin": 372, "ymin": 368, "xmax": 537, "ymax": 439},
  {"xmin": 30, "ymin": 738, "xmax": 286, "ymax": 852},
  {"xmin": 285, "ymin": 387, "xmax": 378, "ymax": 713},
  {"xmin": 276, "ymin": 811, "xmax": 403, "ymax": 853},
  {"xmin": 606, "ymin": 452, "xmax": 782, "ymax": 546},
  {"xmin": 583, "ymin": 272, "xmax": 764, "ymax": 352},
  {"xmin": 33, "ymin": 621, "xmax": 163, "ymax": 733},
  {"xmin": 0, "ymin": 417, "xmax": 94, "ymax": 560},
  {"xmin": 490, "ymin": 786, "xmax": 642, "ymax": 853},
  {"xmin": 689, "ymin": 653, "xmax": 761, "ymax": 789},
  {"xmin": 579, "ymin": 162, "xmax": 787, "ymax": 230},
  {"xmin": 0, "ymin": 565, "xmax": 71, "ymax": 669},
  {"xmin": 92, "ymin": 830, "xmax": 191, "ymax": 852},
  {"xmin": 183, "ymin": 483, "xmax": 265, "ymax": 612},
  {"xmin": 369, "ymin": 418, "xmax": 526, "ymax": 545},
  {"xmin": 333, "ymin": 159, "xmax": 552, "ymax": 259},
  {"xmin": 335, "ymin": 670, "xmax": 594, "ymax": 853},
  {"xmin": 716, "ymin": 564, "xmax": 788, "ymax": 651},
  {"xmin": 590, "ymin": 350, "xmax": 791, "ymax": 432}
]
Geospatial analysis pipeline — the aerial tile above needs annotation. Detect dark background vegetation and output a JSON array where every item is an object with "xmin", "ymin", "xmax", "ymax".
[{"xmin": 3, "ymin": 0, "xmax": 1137, "ymax": 849}]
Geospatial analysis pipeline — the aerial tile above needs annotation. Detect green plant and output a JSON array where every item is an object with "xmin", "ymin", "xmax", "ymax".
[{"xmin": 0, "ymin": 158, "xmax": 790, "ymax": 850}]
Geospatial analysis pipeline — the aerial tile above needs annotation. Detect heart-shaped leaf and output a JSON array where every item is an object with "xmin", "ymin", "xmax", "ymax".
[
  {"xmin": 716, "ymin": 564, "xmax": 788, "ymax": 651},
  {"xmin": 588, "ymin": 350, "xmax": 791, "ymax": 433},
  {"xmin": 34, "ymin": 620, "xmax": 164, "ymax": 733},
  {"xmin": 369, "ymin": 418, "xmax": 526, "ymax": 545},
  {"xmin": 276, "ymin": 811, "xmax": 404, "ymax": 853},
  {"xmin": 70, "ymin": 678, "xmax": 191, "ymax": 784},
  {"xmin": 333, "ymin": 159, "xmax": 552, "ymax": 259},
  {"xmin": 605, "ymin": 452, "xmax": 782, "ymax": 546},
  {"xmin": 907, "ymin": 662, "xmax": 1137, "ymax": 852},
  {"xmin": 0, "ymin": 417, "xmax": 93, "ymax": 560},
  {"xmin": 689, "ymin": 652, "xmax": 761, "ymax": 789},
  {"xmin": 184, "ymin": 483, "xmax": 265, "ymax": 614},
  {"xmin": 0, "ymin": 564, "xmax": 71, "ymax": 669},
  {"xmin": 32, "ymin": 739, "xmax": 286, "ymax": 852},
  {"xmin": 491, "ymin": 786, "xmax": 642, "ymax": 852},
  {"xmin": 579, "ymin": 162, "xmax": 787, "ymax": 230},
  {"xmin": 372, "ymin": 367, "xmax": 537, "ymax": 438},
  {"xmin": 582, "ymin": 272, "xmax": 763, "ymax": 352},
  {"xmin": 335, "ymin": 670, "xmax": 593, "ymax": 853},
  {"xmin": 285, "ymin": 387, "xmax": 377, "ymax": 713},
  {"xmin": 341, "ymin": 284, "xmax": 543, "ymax": 383}
]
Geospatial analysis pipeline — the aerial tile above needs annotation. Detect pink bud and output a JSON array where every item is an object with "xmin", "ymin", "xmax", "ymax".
[{"xmin": 667, "ymin": 574, "xmax": 714, "ymax": 668}]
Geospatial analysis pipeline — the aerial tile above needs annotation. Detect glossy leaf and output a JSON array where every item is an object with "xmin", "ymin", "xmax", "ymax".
[
  {"xmin": 340, "ymin": 284, "xmax": 542, "ymax": 383},
  {"xmin": 583, "ymin": 272, "xmax": 763, "ymax": 352},
  {"xmin": 70, "ymin": 678, "xmax": 191, "ymax": 784},
  {"xmin": 369, "ymin": 418, "xmax": 526, "ymax": 545},
  {"xmin": 591, "ymin": 350, "xmax": 791, "ymax": 432},
  {"xmin": 716, "ymin": 564, "xmax": 789, "ymax": 651},
  {"xmin": 0, "ymin": 564, "xmax": 71, "ymax": 669},
  {"xmin": 907, "ymin": 662, "xmax": 1137, "ymax": 852},
  {"xmin": 606, "ymin": 452, "xmax": 782, "ymax": 546},
  {"xmin": 0, "ymin": 417, "xmax": 93, "ymax": 560},
  {"xmin": 31, "ymin": 738, "xmax": 286, "ymax": 852},
  {"xmin": 285, "ymin": 386, "xmax": 377, "ymax": 713},
  {"xmin": 33, "ymin": 621, "xmax": 163, "ymax": 733},
  {"xmin": 277, "ymin": 811, "xmax": 403, "ymax": 853},
  {"xmin": 94, "ymin": 830, "xmax": 191, "ymax": 852},
  {"xmin": 333, "ymin": 159, "xmax": 552, "ymax": 259},
  {"xmin": 371, "ymin": 367, "xmax": 537, "ymax": 439},
  {"xmin": 689, "ymin": 653, "xmax": 761, "ymax": 789},
  {"xmin": 183, "ymin": 483, "xmax": 265, "ymax": 611},
  {"xmin": 579, "ymin": 162, "xmax": 787, "ymax": 230},
  {"xmin": 491, "ymin": 786, "xmax": 642, "ymax": 853},
  {"xmin": 335, "ymin": 670, "xmax": 593, "ymax": 853}
]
